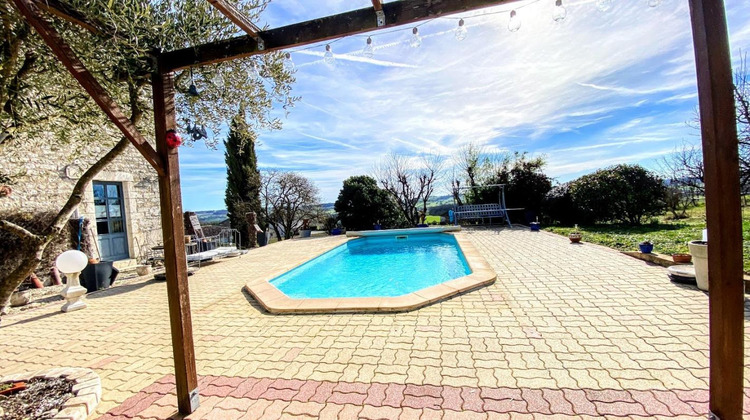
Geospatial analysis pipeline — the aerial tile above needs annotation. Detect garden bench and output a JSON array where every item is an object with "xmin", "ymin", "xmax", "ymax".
[{"xmin": 453, "ymin": 203, "xmax": 512, "ymax": 227}]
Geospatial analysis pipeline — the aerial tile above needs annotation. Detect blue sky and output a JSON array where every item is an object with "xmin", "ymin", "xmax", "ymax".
[{"xmin": 179, "ymin": 0, "xmax": 750, "ymax": 211}]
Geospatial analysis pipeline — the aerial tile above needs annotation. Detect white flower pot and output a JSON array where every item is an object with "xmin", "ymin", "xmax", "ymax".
[{"xmin": 688, "ymin": 240, "xmax": 708, "ymax": 291}]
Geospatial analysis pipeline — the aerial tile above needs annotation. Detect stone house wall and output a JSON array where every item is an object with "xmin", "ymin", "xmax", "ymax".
[{"xmin": 1, "ymin": 136, "xmax": 162, "ymax": 264}]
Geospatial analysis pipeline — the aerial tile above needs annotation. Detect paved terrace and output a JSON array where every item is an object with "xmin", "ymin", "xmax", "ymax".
[{"xmin": 0, "ymin": 227, "xmax": 748, "ymax": 419}]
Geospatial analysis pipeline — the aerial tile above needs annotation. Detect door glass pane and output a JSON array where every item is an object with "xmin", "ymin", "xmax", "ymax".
[
  {"xmin": 93, "ymin": 184, "xmax": 105, "ymax": 200},
  {"xmin": 106, "ymin": 184, "xmax": 119, "ymax": 198},
  {"xmin": 95, "ymin": 204, "xmax": 107, "ymax": 218},
  {"xmin": 97, "ymin": 220, "xmax": 109, "ymax": 234},
  {"xmin": 108, "ymin": 199, "xmax": 122, "ymax": 217},
  {"xmin": 110, "ymin": 219, "xmax": 124, "ymax": 233}
]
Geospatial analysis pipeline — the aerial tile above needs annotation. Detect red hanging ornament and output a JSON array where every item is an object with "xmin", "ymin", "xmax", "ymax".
[{"xmin": 166, "ymin": 130, "xmax": 182, "ymax": 149}]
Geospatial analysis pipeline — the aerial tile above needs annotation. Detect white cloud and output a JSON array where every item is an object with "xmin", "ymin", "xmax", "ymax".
[{"xmin": 178, "ymin": 0, "xmax": 750, "ymax": 210}]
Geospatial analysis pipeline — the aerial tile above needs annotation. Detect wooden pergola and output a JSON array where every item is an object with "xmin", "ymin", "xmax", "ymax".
[{"xmin": 9, "ymin": 0, "xmax": 744, "ymax": 418}]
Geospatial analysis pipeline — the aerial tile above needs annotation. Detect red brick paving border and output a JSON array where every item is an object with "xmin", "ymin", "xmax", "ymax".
[{"xmin": 99, "ymin": 374, "xmax": 750, "ymax": 419}]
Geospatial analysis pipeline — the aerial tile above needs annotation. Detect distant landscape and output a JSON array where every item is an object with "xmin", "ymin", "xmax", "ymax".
[{"xmin": 194, "ymin": 195, "xmax": 455, "ymax": 225}]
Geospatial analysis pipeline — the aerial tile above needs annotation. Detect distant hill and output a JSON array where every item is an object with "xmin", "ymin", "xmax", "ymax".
[
  {"xmin": 194, "ymin": 195, "xmax": 454, "ymax": 223},
  {"xmin": 194, "ymin": 209, "xmax": 229, "ymax": 225}
]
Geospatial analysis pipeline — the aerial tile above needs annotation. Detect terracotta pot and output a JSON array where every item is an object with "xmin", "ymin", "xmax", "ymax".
[
  {"xmin": 88, "ymin": 257, "xmax": 99, "ymax": 264},
  {"xmin": 29, "ymin": 273, "xmax": 43, "ymax": 288},
  {"xmin": 569, "ymin": 233, "xmax": 582, "ymax": 243},
  {"xmin": 0, "ymin": 382, "xmax": 26, "ymax": 396},
  {"xmin": 672, "ymin": 253, "xmax": 692, "ymax": 264}
]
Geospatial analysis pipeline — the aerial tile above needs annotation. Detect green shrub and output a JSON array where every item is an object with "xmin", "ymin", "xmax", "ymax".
[
  {"xmin": 569, "ymin": 164, "xmax": 666, "ymax": 225},
  {"xmin": 334, "ymin": 176, "xmax": 401, "ymax": 230}
]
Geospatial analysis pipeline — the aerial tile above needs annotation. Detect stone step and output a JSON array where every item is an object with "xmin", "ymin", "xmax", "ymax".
[{"xmin": 112, "ymin": 259, "xmax": 137, "ymax": 270}]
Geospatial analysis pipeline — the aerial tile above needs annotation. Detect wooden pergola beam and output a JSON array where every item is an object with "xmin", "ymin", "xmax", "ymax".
[
  {"xmin": 688, "ymin": 0, "xmax": 744, "ymax": 418},
  {"xmin": 207, "ymin": 0, "xmax": 262, "ymax": 37},
  {"xmin": 11, "ymin": 0, "xmax": 165, "ymax": 177},
  {"xmin": 33, "ymin": 0, "xmax": 116, "ymax": 37},
  {"xmin": 372, "ymin": 0, "xmax": 383, "ymax": 12},
  {"xmin": 161, "ymin": 0, "xmax": 512, "ymax": 72}
]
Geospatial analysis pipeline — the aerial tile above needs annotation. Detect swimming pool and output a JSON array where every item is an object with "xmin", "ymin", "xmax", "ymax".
[
  {"xmin": 270, "ymin": 233, "xmax": 471, "ymax": 299},
  {"xmin": 244, "ymin": 229, "xmax": 496, "ymax": 314}
]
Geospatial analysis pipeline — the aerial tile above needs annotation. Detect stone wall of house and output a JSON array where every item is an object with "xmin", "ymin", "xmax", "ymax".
[{"xmin": 1, "ymin": 136, "xmax": 162, "ymax": 267}]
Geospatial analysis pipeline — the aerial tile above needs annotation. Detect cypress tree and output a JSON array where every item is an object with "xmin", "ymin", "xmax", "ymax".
[{"xmin": 224, "ymin": 111, "xmax": 262, "ymax": 248}]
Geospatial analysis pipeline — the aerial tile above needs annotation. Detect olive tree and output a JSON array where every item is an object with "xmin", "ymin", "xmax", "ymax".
[
  {"xmin": 260, "ymin": 171, "xmax": 320, "ymax": 240},
  {"xmin": 0, "ymin": 0, "xmax": 297, "ymax": 315}
]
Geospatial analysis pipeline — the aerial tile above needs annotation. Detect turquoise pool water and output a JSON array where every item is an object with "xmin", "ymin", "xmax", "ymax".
[{"xmin": 270, "ymin": 233, "xmax": 471, "ymax": 299}]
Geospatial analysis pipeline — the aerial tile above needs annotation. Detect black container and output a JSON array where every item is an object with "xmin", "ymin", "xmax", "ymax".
[{"xmin": 80, "ymin": 261, "xmax": 119, "ymax": 293}]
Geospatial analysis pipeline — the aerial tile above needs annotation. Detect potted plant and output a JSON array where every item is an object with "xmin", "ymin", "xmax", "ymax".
[
  {"xmin": 373, "ymin": 221, "xmax": 382, "ymax": 230},
  {"xmin": 672, "ymin": 253, "xmax": 692, "ymax": 264},
  {"xmin": 299, "ymin": 219, "xmax": 312, "ymax": 238},
  {"xmin": 638, "ymin": 240, "xmax": 654, "ymax": 254},
  {"xmin": 688, "ymin": 240, "xmax": 708, "ymax": 291},
  {"xmin": 331, "ymin": 220, "xmax": 344, "ymax": 236},
  {"xmin": 569, "ymin": 224, "xmax": 582, "ymax": 243},
  {"xmin": 530, "ymin": 217, "xmax": 540, "ymax": 232}
]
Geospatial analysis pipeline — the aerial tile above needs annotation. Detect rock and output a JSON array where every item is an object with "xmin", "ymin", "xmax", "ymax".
[{"xmin": 10, "ymin": 290, "xmax": 30, "ymax": 307}]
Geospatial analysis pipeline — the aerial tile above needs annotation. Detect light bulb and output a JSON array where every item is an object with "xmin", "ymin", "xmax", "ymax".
[
  {"xmin": 248, "ymin": 62, "xmax": 261, "ymax": 80},
  {"xmin": 324, "ymin": 44, "xmax": 336, "ymax": 67},
  {"xmin": 508, "ymin": 10, "xmax": 521, "ymax": 32},
  {"xmin": 283, "ymin": 52, "xmax": 295, "ymax": 71},
  {"xmin": 553, "ymin": 0, "xmax": 567, "ymax": 22},
  {"xmin": 56, "ymin": 250, "xmax": 88, "ymax": 274},
  {"xmin": 363, "ymin": 37, "xmax": 374, "ymax": 58},
  {"xmin": 455, "ymin": 19, "xmax": 468, "ymax": 41},
  {"xmin": 596, "ymin": 0, "xmax": 614, "ymax": 12},
  {"xmin": 648, "ymin": 0, "xmax": 661, "ymax": 6},
  {"xmin": 409, "ymin": 27, "xmax": 422, "ymax": 48}
]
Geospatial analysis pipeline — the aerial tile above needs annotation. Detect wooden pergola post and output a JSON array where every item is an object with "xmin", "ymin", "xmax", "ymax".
[
  {"xmin": 152, "ymin": 59, "xmax": 200, "ymax": 414},
  {"xmin": 688, "ymin": 0, "xmax": 744, "ymax": 419}
]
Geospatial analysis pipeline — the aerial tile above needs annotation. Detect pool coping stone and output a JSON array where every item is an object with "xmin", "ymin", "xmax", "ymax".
[{"xmin": 243, "ymin": 232, "xmax": 496, "ymax": 314}]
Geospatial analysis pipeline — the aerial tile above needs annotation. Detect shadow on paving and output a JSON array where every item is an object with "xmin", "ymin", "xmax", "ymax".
[{"xmin": 87, "ymin": 279, "xmax": 161, "ymax": 299}]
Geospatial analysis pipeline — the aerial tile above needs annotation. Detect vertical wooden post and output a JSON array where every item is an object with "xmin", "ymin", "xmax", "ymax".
[
  {"xmin": 153, "ymin": 58, "xmax": 200, "ymax": 414},
  {"xmin": 688, "ymin": 0, "xmax": 744, "ymax": 419}
]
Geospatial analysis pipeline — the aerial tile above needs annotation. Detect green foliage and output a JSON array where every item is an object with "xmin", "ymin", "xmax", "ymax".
[
  {"xmin": 542, "ymin": 182, "xmax": 585, "ymax": 225},
  {"xmin": 467, "ymin": 152, "xmax": 552, "ymax": 220},
  {"xmin": 224, "ymin": 111, "xmax": 262, "ymax": 247},
  {"xmin": 334, "ymin": 176, "xmax": 401, "ymax": 230},
  {"xmin": 569, "ymin": 164, "xmax": 666, "ymax": 225},
  {"xmin": 0, "ymin": 0, "xmax": 297, "ymax": 149}
]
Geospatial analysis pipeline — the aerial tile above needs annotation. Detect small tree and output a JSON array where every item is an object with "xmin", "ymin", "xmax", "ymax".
[
  {"xmin": 570, "ymin": 164, "xmax": 666, "ymax": 225},
  {"xmin": 375, "ymin": 152, "xmax": 442, "ymax": 226},
  {"xmin": 224, "ymin": 111, "xmax": 262, "ymax": 248},
  {"xmin": 334, "ymin": 176, "xmax": 400, "ymax": 230},
  {"xmin": 260, "ymin": 171, "xmax": 319, "ymax": 240}
]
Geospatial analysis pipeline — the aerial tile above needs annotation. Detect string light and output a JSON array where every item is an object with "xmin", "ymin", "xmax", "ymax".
[
  {"xmin": 508, "ymin": 10, "xmax": 521, "ymax": 32},
  {"xmin": 363, "ymin": 37, "xmax": 374, "ymax": 58},
  {"xmin": 324, "ymin": 44, "xmax": 336, "ymax": 67},
  {"xmin": 596, "ymin": 0, "xmax": 614, "ymax": 12},
  {"xmin": 455, "ymin": 19, "xmax": 468, "ymax": 41},
  {"xmin": 283, "ymin": 52, "xmax": 295, "ymax": 71},
  {"xmin": 281, "ymin": 0, "xmax": 665, "ymax": 68},
  {"xmin": 409, "ymin": 27, "xmax": 422, "ymax": 48},
  {"xmin": 553, "ymin": 0, "xmax": 567, "ymax": 22}
]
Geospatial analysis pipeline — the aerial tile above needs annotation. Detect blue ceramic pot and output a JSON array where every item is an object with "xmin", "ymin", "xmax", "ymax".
[
  {"xmin": 331, "ymin": 228, "xmax": 342, "ymax": 236},
  {"xmin": 530, "ymin": 222, "xmax": 540, "ymax": 232},
  {"xmin": 639, "ymin": 243, "xmax": 654, "ymax": 254}
]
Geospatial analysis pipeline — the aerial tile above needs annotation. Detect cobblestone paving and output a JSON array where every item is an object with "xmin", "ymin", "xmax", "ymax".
[{"xmin": 1, "ymin": 227, "xmax": 749, "ymax": 419}]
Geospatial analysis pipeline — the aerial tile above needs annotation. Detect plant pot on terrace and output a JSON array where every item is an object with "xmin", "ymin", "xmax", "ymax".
[
  {"xmin": 688, "ymin": 240, "xmax": 708, "ymax": 291},
  {"xmin": 80, "ymin": 260, "xmax": 119, "ymax": 293},
  {"xmin": 672, "ymin": 253, "xmax": 692, "ymax": 264},
  {"xmin": 569, "ymin": 225, "xmax": 582, "ymax": 243},
  {"xmin": 639, "ymin": 241, "xmax": 654, "ymax": 254}
]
